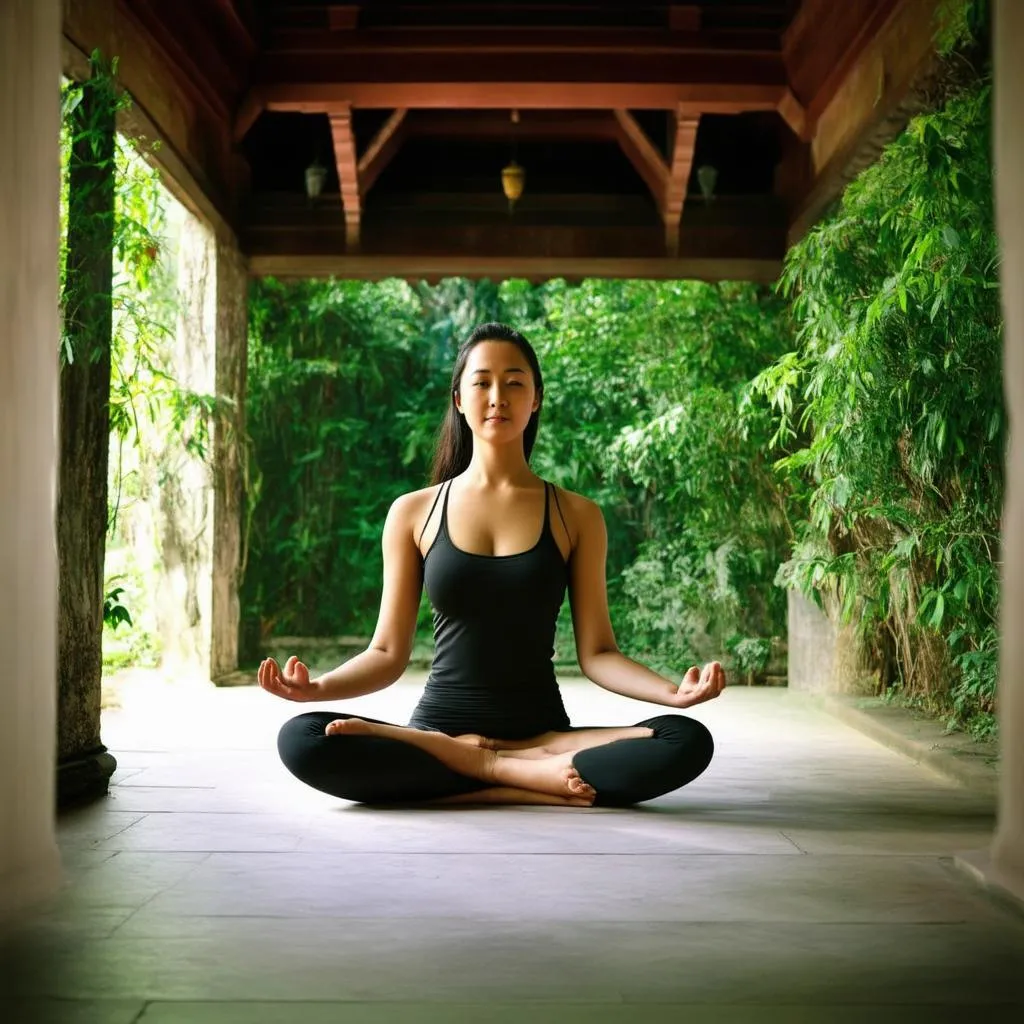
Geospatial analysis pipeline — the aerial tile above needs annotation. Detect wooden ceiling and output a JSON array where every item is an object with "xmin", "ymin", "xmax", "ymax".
[{"xmin": 62, "ymin": 0, "xmax": 944, "ymax": 281}]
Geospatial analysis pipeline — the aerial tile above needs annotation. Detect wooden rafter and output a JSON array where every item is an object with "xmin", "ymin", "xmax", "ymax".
[
  {"xmin": 664, "ymin": 110, "xmax": 700, "ymax": 257},
  {"xmin": 262, "ymin": 26, "xmax": 778, "ymax": 55},
  {"xmin": 232, "ymin": 86, "xmax": 265, "ymax": 143},
  {"xmin": 777, "ymin": 88, "xmax": 809, "ymax": 141},
  {"xmin": 612, "ymin": 109, "xmax": 669, "ymax": 205},
  {"xmin": 328, "ymin": 104, "xmax": 361, "ymax": 251},
  {"xmin": 612, "ymin": 108, "xmax": 699, "ymax": 256},
  {"xmin": 250, "ymin": 80, "xmax": 786, "ymax": 113},
  {"xmin": 357, "ymin": 108, "xmax": 408, "ymax": 198}
]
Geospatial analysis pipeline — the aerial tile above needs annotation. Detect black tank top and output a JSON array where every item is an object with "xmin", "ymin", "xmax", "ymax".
[{"xmin": 408, "ymin": 479, "xmax": 572, "ymax": 740}]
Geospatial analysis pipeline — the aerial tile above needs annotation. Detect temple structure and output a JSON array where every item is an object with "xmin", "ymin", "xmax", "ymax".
[{"xmin": 1, "ymin": 0, "xmax": 1021, "ymax": 923}]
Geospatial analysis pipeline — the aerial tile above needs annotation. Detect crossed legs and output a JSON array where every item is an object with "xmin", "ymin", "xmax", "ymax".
[
  {"xmin": 277, "ymin": 711, "xmax": 713, "ymax": 807},
  {"xmin": 325, "ymin": 718, "xmax": 655, "ymax": 806}
]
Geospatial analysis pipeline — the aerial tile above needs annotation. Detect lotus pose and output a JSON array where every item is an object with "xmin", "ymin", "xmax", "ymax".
[{"xmin": 263, "ymin": 322, "xmax": 725, "ymax": 807}]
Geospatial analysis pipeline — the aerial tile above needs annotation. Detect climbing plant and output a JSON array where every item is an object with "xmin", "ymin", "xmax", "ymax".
[{"xmin": 753, "ymin": 78, "xmax": 1001, "ymax": 737}]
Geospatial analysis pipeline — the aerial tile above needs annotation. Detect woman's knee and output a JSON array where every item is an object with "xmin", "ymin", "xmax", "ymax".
[
  {"xmin": 638, "ymin": 713, "xmax": 715, "ymax": 780},
  {"xmin": 276, "ymin": 711, "xmax": 336, "ymax": 776}
]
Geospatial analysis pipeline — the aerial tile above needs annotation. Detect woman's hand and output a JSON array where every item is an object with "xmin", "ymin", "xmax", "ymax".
[
  {"xmin": 669, "ymin": 661, "xmax": 726, "ymax": 709},
  {"xmin": 258, "ymin": 655, "xmax": 320, "ymax": 702}
]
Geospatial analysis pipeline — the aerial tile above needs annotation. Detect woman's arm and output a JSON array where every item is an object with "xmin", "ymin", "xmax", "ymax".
[
  {"xmin": 258, "ymin": 491, "xmax": 426, "ymax": 703},
  {"xmin": 566, "ymin": 495, "xmax": 725, "ymax": 709}
]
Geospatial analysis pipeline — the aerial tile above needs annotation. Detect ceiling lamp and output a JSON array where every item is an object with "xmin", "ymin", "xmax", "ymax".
[
  {"xmin": 305, "ymin": 156, "xmax": 327, "ymax": 202},
  {"xmin": 501, "ymin": 161, "xmax": 525, "ymax": 214},
  {"xmin": 697, "ymin": 164, "xmax": 718, "ymax": 204},
  {"xmin": 501, "ymin": 109, "xmax": 525, "ymax": 215}
]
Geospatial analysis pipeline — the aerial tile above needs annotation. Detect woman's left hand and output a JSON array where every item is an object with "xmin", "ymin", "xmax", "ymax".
[{"xmin": 669, "ymin": 661, "xmax": 726, "ymax": 708}]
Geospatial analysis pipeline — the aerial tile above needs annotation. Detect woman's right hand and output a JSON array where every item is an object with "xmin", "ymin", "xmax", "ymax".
[{"xmin": 258, "ymin": 655, "xmax": 320, "ymax": 702}]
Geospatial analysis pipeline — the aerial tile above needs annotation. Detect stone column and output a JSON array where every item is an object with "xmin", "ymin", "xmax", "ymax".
[
  {"xmin": 0, "ymin": 0, "xmax": 62, "ymax": 922},
  {"xmin": 211, "ymin": 235, "xmax": 248, "ymax": 680},
  {"xmin": 153, "ymin": 206, "xmax": 217, "ymax": 676},
  {"xmin": 992, "ymin": 0, "xmax": 1024, "ymax": 905}
]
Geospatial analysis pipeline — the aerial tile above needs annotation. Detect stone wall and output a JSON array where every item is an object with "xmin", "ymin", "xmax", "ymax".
[
  {"xmin": 211, "ymin": 236, "xmax": 248, "ymax": 680},
  {"xmin": 787, "ymin": 590, "xmax": 877, "ymax": 696},
  {"xmin": 150, "ymin": 205, "xmax": 217, "ymax": 677}
]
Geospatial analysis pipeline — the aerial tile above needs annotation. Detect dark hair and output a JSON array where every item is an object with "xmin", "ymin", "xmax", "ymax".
[{"xmin": 429, "ymin": 322, "xmax": 544, "ymax": 484}]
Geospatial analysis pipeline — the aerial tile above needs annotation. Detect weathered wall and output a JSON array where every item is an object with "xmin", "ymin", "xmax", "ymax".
[
  {"xmin": 992, "ymin": 0, "xmax": 1024, "ymax": 905},
  {"xmin": 152, "ymin": 205, "xmax": 217, "ymax": 677},
  {"xmin": 211, "ymin": 236, "xmax": 248, "ymax": 679},
  {"xmin": 787, "ymin": 591, "xmax": 877, "ymax": 696},
  {"xmin": 0, "ymin": 0, "xmax": 62, "ymax": 923}
]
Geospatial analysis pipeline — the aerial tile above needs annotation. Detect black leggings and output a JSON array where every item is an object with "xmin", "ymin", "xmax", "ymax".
[{"xmin": 276, "ymin": 712, "xmax": 714, "ymax": 807}]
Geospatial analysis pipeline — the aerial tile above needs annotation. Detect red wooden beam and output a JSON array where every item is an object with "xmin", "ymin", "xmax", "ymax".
[
  {"xmin": 664, "ymin": 110, "xmax": 700, "ymax": 257},
  {"xmin": 612, "ymin": 109, "xmax": 669, "ymax": 207},
  {"xmin": 328, "ymin": 104, "xmax": 361, "ymax": 251},
  {"xmin": 262, "ymin": 27, "xmax": 780, "ymax": 56},
  {"xmin": 357, "ymin": 107, "xmax": 408, "ymax": 198},
  {"xmin": 252, "ymin": 80, "xmax": 786, "ymax": 115},
  {"xmin": 776, "ymin": 87, "xmax": 809, "ymax": 141},
  {"xmin": 232, "ymin": 86, "xmax": 265, "ymax": 143}
]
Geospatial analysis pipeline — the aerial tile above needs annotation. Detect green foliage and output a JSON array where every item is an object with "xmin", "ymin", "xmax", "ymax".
[
  {"xmin": 520, "ymin": 279, "xmax": 794, "ymax": 673},
  {"xmin": 244, "ymin": 277, "xmax": 793, "ymax": 678},
  {"xmin": 755, "ymin": 81, "xmax": 1001, "ymax": 736},
  {"xmin": 243, "ymin": 278, "xmax": 436, "ymax": 640},
  {"xmin": 102, "ymin": 584, "xmax": 133, "ymax": 631}
]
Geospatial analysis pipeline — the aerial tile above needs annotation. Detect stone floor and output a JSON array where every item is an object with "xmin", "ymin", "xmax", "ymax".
[{"xmin": 3, "ymin": 675, "xmax": 1023, "ymax": 1023}]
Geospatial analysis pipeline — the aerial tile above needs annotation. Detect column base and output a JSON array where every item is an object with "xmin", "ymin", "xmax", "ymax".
[
  {"xmin": 954, "ymin": 848, "xmax": 1024, "ymax": 918},
  {"xmin": 56, "ymin": 746, "xmax": 117, "ymax": 808}
]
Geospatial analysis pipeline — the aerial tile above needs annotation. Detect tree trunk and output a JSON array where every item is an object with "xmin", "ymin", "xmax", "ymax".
[{"xmin": 56, "ymin": 62, "xmax": 118, "ymax": 803}]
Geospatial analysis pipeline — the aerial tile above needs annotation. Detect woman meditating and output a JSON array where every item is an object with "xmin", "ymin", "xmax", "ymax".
[{"xmin": 263, "ymin": 322, "xmax": 725, "ymax": 807}]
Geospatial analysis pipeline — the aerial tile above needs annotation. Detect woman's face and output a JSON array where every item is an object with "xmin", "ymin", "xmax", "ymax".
[{"xmin": 455, "ymin": 340, "xmax": 540, "ymax": 440}]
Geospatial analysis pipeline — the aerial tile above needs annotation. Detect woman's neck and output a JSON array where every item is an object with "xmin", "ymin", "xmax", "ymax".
[{"xmin": 462, "ymin": 443, "xmax": 536, "ymax": 489}]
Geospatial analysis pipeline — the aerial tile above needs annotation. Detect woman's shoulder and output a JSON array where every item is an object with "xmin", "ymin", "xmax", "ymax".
[
  {"xmin": 389, "ymin": 483, "xmax": 443, "ymax": 519},
  {"xmin": 547, "ymin": 482, "xmax": 601, "ymax": 516},
  {"xmin": 546, "ymin": 483, "xmax": 604, "ymax": 547}
]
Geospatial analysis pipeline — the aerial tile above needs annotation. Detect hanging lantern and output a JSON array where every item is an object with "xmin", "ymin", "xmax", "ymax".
[
  {"xmin": 696, "ymin": 164, "xmax": 718, "ymax": 204},
  {"xmin": 305, "ymin": 157, "xmax": 327, "ymax": 201},
  {"xmin": 501, "ymin": 160, "xmax": 525, "ymax": 214}
]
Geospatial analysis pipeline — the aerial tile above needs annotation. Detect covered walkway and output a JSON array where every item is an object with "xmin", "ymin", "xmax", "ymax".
[{"xmin": 4, "ymin": 680, "xmax": 1021, "ymax": 1021}]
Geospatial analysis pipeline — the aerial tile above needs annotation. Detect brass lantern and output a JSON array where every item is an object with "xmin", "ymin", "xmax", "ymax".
[{"xmin": 501, "ymin": 160, "xmax": 525, "ymax": 214}]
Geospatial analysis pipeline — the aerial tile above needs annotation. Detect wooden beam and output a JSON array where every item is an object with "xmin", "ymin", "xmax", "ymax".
[
  {"xmin": 62, "ymin": 11, "xmax": 238, "ymax": 240},
  {"xmin": 263, "ymin": 27, "xmax": 779, "ymax": 56},
  {"xmin": 328, "ymin": 5, "xmax": 361, "ymax": 31},
  {"xmin": 783, "ymin": 0, "xmax": 903, "ymax": 134},
  {"xmin": 668, "ymin": 6, "xmax": 702, "ymax": 32},
  {"xmin": 232, "ymin": 87, "xmax": 265, "ymax": 143},
  {"xmin": 612, "ymin": 108, "xmax": 702, "ymax": 256},
  {"xmin": 253, "ymin": 80, "xmax": 786, "ymax": 112},
  {"xmin": 248, "ymin": 253, "xmax": 782, "ymax": 284},
  {"xmin": 612, "ymin": 109, "xmax": 669, "ymax": 206},
  {"xmin": 788, "ymin": 0, "xmax": 942, "ymax": 243},
  {"xmin": 328, "ymin": 105, "xmax": 361, "ymax": 251},
  {"xmin": 664, "ymin": 111, "xmax": 700, "ymax": 257},
  {"xmin": 777, "ymin": 88, "xmax": 810, "ymax": 141},
  {"xmin": 357, "ymin": 108, "xmax": 408, "ymax": 198}
]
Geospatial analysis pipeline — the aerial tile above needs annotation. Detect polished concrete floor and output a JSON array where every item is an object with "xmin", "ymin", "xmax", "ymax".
[{"xmin": 3, "ymin": 675, "xmax": 1023, "ymax": 1023}]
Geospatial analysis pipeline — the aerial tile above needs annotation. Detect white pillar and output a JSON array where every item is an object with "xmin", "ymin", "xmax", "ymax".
[
  {"xmin": 0, "ymin": 0, "xmax": 62, "ymax": 923},
  {"xmin": 992, "ymin": 0, "xmax": 1024, "ymax": 904}
]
